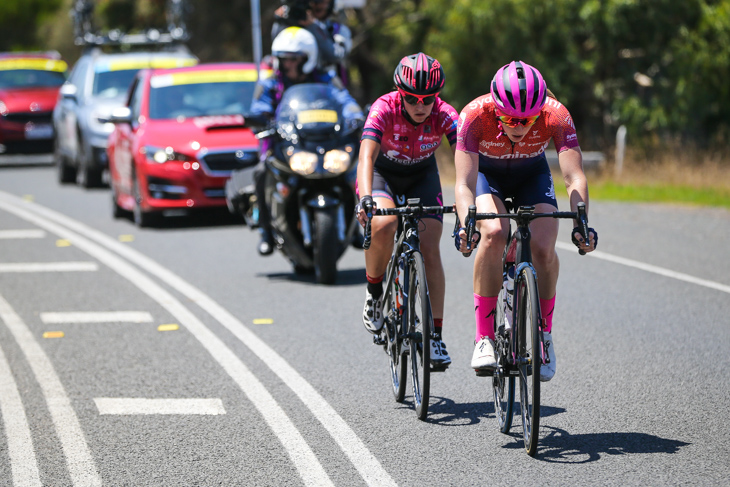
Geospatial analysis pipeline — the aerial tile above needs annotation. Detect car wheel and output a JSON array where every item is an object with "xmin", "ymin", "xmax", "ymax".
[
  {"xmin": 132, "ymin": 173, "xmax": 159, "ymax": 227},
  {"xmin": 55, "ymin": 137, "xmax": 76, "ymax": 184},
  {"xmin": 75, "ymin": 137, "xmax": 103, "ymax": 188}
]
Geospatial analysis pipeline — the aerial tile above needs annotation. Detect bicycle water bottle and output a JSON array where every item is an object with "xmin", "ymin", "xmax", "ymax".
[{"xmin": 503, "ymin": 265, "xmax": 514, "ymax": 330}]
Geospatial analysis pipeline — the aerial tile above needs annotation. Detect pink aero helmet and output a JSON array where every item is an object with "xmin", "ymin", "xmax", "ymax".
[
  {"xmin": 490, "ymin": 60, "xmax": 547, "ymax": 117},
  {"xmin": 393, "ymin": 52, "xmax": 445, "ymax": 95}
]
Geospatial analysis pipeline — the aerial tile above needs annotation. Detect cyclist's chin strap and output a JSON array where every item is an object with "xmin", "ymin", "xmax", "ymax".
[
  {"xmin": 496, "ymin": 120, "xmax": 505, "ymax": 139},
  {"xmin": 401, "ymin": 105, "xmax": 424, "ymax": 127}
]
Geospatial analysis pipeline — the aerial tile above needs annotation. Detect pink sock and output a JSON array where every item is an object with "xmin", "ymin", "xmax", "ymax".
[
  {"xmin": 540, "ymin": 295, "xmax": 556, "ymax": 332},
  {"xmin": 474, "ymin": 294, "xmax": 498, "ymax": 341}
]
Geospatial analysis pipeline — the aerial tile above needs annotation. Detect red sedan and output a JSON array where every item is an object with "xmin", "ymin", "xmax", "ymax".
[
  {"xmin": 107, "ymin": 63, "xmax": 269, "ymax": 226},
  {"xmin": 0, "ymin": 52, "xmax": 68, "ymax": 154}
]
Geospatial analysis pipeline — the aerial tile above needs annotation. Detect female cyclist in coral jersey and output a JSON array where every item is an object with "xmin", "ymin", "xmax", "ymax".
[
  {"xmin": 356, "ymin": 53, "xmax": 459, "ymax": 369},
  {"xmin": 454, "ymin": 60, "xmax": 597, "ymax": 381}
]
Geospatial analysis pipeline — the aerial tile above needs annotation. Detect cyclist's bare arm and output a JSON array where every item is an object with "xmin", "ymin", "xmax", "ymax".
[
  {"xmin": 558, "ymin": 147, "xmax": 596, "ymax": 252},
  {"xmin": 356, "ymin": 138, "xmax": 380, "ymax": 226},
  {"xmin": 454, "ymin": 149, "xmax": 481, "ymax": 253}
]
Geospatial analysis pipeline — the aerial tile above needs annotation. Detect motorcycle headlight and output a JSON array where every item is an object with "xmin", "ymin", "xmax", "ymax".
[
  {"xmin": 289, "ymin": 151, "xmax": 318, "ymax": 175},
  {"xmin": 323, "ymin": 149, "xmax": 351, "ymax": 174},
  {"xmin": 143, "ymin": 145, "xmax": 194, "ymax": 163}
]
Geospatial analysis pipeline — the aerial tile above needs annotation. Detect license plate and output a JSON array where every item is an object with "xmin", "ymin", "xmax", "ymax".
[{"xmin": 25, "ymin": 123, "xmax": 54, "ymax": 140}]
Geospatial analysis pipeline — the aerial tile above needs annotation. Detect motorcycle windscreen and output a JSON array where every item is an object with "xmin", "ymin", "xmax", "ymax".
[{"xmin": 276, "ymin": 83, "xmax": 342, "ymax": 138}]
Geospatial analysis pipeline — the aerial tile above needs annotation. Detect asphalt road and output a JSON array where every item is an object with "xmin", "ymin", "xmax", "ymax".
[{"xmin": 0, "ymin": 160, "xmax": 729, "ymax": 486}]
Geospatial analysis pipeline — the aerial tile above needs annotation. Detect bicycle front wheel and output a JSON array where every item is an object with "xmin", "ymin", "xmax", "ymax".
[
  {"xmin": 384, "ymin": 258, "xmax": 408, "ymax": 403},
  {"xmin": 493, "ymin": 287, "xmax": 515, "ymax": 433},
  {"xmin": 407, "ymin": 251, "xmax": 431, "ymax": 420},
  {"xmin": 515, "ymin": 266, "xmax": 541, "ymax": 456}
]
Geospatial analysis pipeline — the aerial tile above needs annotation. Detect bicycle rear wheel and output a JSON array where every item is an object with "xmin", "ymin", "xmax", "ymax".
[
  {"xmin": 516, "ymin": 266, "xmax": 541, "ymax": 456},
  {"xmin": 384, "ymin": 257, "xmax": 408, "ymax": 403},
  {"xmin": 493, "ymin": 288, "xmax": 515, "ymax": 433},
  {"xmin": 407, "ymin": 251, "xmax": 431, "ymax": 420}
]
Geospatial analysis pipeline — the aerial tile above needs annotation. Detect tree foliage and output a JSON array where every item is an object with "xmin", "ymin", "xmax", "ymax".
[{"xmin": 2, "ymin": 0, "xmax": 729, "ymax": 151}]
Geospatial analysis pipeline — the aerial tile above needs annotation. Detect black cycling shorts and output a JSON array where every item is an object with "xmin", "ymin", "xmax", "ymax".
[
  {"xmin": 360, "ymin": 154, "xmax": 444, "ymax": 222},
  {"xmin": 476, "ymin": 155, "xmax": 558, "ymax": 209}
]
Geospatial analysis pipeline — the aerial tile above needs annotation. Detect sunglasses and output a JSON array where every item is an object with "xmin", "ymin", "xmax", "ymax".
[
  {"xmin": 398, "ymin": 88, "xmax": 438, "ymax": 106},
  {"xmin": 496, "ymin": 113, "xmax": 540, "ymax": 128}
]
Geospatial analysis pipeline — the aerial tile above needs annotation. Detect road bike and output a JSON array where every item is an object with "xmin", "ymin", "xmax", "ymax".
[
  {"xmin": 363, "ymin": 198, "xmax": 454, "ymax": 420},
  {"xmin": 457, "ymin": 200, "xmax": 589, "ymax": 455}
]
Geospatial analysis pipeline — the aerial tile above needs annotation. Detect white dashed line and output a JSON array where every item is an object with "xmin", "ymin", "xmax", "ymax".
[
  {"xmin": 0, "ymin": 229, "xmax": 45, "ymax": 239},
  {"xmin": 40, "ymin": 311, "xmax": 154, "ymax": 324},
  {"xmin": 0, "ymin": 262, "xmax": 98, "ymax": 273},
  {"xmin": 94, "ymin": 398, "xmax": 226, "ymax": 415}
]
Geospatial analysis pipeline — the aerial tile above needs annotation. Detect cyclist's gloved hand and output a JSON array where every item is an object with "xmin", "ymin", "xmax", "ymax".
[
  {"xmin": 355, "ymin": 195, "xmax": 375, "ymax": 227},
  {"xmin": 572, "ymin": 226, "xmax": 598, "ymax": 252},
  {"xmin": 454, "ymin": 227, "xmax": 481, "ymax": 254}
]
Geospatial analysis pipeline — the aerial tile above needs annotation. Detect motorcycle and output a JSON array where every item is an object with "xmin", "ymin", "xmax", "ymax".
[{"xmin": 226, "ymin": 83, "xmax": 363, "ymax": 284}]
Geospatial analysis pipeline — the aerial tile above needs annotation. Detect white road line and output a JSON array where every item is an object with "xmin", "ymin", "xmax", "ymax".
[
  {"xmin": 94, "ymin": 398, "xmax": 226, "ymax": 415},
  {"xmin": 0, "ymin": 194, "xmax": 399, "ymax": 486},
  {"xmin": 0, "ymin": 293, "xmax": 102, "ymax": 486},
  {"xmin": 0, "ymin": 338, "xmax": 42, "ymax": 487},
  {"xmin": 0, "ymin": 229, "xmax": 45, "ymax": 239},
  {"xmin": 40, "ymin": 311, "xmax": 154, "ymax": 324},
  {"xmin": 0, "ymin": 194, "xmax": 336, "ymax": 487},
  {"xmin": 555, "ymin": 241, "xmax": 730, "ymax": 294},
  {"xmin": 0, "ymin": 262, "xmax": 98, "ymax": 273}
]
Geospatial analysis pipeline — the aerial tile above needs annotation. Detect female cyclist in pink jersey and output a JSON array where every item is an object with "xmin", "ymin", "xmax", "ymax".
[
  {"xmin": 454, "ymin": 60, "xmax": 597, "ymax": 381},
  {"xmin": 355, "ymin": 53, "xmax": 460, "ymax": 369}
]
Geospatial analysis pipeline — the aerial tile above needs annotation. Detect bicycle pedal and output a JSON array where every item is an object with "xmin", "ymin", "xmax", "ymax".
[
  {"xmin": 373, "ymin": 335, "xmax": 385, "ymax": 346},
  {"xmin": 474, "ymin": 367, "xmax": 495, "ymax": 377},
  {"xmin": 431, "ymin": 363, "xmax": 449, "ymax": 372}
]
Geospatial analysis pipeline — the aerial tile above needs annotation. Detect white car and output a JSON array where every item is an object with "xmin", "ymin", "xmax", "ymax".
[{"xmin": 53, "ymin": 47, "xmax": 197, "ymax": 187}]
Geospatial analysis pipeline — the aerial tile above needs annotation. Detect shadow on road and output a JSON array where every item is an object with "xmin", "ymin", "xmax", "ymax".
[{"xmin": 259, "ymin": 266, "xmax": 367, "ymax": 286}]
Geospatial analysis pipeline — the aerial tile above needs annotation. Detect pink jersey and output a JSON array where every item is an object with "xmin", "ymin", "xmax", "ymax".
[
  {"xmin": 456, "ymin": 93, "xmax": 579, "ymax": 168},
  {"xmin": 362, "ymin": 91, "xmax": 459, "ymax": 167}
]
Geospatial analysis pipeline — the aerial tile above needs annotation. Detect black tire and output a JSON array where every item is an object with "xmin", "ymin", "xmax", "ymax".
[
  {"xmin": 132, "ymin": 173, "xmax": 159, "ymax": 228},
  {"xmin": 516, "ymin": 267, "xmax": 541, "ymax": 456},
  {"xmin": 55, "ymin": 137, "xmax": 76, "ymax": 184},
  {"xmin": 383, "ymin": 255, "xmax": 407, "ymax": 403},
  {"xmin": 493, "ymin": 288, "xmax": 515, "ymax": 433},
  {"xmin": 312, "ymin": 208, "xmax": 340, "ymax": 285},
  {"xmin": 75, "ymin": 138, "xmax": 103, "ymax": 188},
  {"xmin": 407, "ymin": 251, "xmax": 431, "ymax": 420}
]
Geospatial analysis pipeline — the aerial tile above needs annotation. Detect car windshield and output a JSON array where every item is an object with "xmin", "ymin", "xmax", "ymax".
[
  {"xmin": 148, "ymin": 81, "xmax": 255, "ymax": 120},
  {"xmin": 92, "ymin": 69, "xmax": 139, "ymax": 98},
  {"xmin": 0, "ymin": 69, "xmax": 66, "ymax": 89}
]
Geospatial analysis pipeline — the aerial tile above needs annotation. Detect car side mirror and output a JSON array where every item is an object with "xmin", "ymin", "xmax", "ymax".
[
  {"xmin": 60, "ymin": 84, "xmax": 77, "ymax": 101},
  {"xmin": 107, "ymin": 106, "xmax": 133, "ymax": 125}
]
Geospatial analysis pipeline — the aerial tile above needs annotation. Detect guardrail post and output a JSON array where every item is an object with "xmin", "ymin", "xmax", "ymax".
[{"xmin": 615, "ymin": 125, "xmax": 627, "ymax": 178}]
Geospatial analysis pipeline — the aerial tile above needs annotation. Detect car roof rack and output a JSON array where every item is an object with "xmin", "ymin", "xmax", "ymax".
[{"xmin": 72, "ymin": 0, "xmax": 190, "ymax": 48}]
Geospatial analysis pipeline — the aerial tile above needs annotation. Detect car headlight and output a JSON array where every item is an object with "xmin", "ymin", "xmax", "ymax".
[
  {"xmin": 323, "ymin": 149, "xmax": 351, "ymax": 174},
  {"xmin": 289, "ymin": 151, "xmax": 318, "ymax": 175},
  {"xmin": 143, "ymin": 145, "xmax": 194, "ymax": 163}
]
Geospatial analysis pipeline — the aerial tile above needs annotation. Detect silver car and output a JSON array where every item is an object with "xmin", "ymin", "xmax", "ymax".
[{"xmin": 53, "ymin": 47, "xmax": 197, "ymax": 187}]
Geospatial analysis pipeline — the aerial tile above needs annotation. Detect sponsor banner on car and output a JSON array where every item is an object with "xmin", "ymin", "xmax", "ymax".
[
  {"xmin": 150, "ymin": 70, "xmax": 259, "ymax": 88},
  {"xmin": 297, "ymin": 110, "xmax": 338, "ymax": 124},
  {"xmin": 0, "ymin": 59, "xmax": 68, "ymax": 72},
  {"xmin": 95, "ymin": 58, "xmax": 197, "ymax": 73}
]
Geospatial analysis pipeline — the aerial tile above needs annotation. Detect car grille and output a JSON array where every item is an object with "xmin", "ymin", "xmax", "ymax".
[
  {"xmin": 199, "ymin": 150, "xmax": 258, "ymax": 175},
  {"xmin": 3, "ymin": 112, "xmax": 53, "ymax": 124}
]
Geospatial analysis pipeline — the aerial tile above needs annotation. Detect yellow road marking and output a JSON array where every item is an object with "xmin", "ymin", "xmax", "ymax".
[
  {"xmin": 56, "ymin": 239, "xmax": 71, "ymax": 247},
  {"xmin": 43, "ymin": 331, "xmax": 64, "ymax": 338},
  {"xmin": 118, "ymin": 235, "xmax": 135, "ymax": 242},
  {"xmin": 22, "ymin": 195, "xmax": 34, "ymax": 202},
  {"xmin": 158, "ymin": 324, "xmax": 179, "ymax": 331},
  {"xmin": 253, "ymin": 318, "xmax": 274, "ymax": 325}
]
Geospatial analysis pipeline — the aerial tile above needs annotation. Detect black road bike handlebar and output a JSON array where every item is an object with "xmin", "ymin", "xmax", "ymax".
[
  {"xmin": 455, "ymin": 202, "xmax": 590, "ymax": 256},
  {"xmin": 362, "ymin": 202, "xmax": 455, "ymax": 250}
]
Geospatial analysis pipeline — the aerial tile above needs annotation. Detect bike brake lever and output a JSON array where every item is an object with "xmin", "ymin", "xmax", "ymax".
[
  {"xmin": 463, "ymin": 205, "xmax": 477, "ymax": 257},
  {"xmin": 577, "ymin": 202, "xmax": 588, "ymax": 256}
]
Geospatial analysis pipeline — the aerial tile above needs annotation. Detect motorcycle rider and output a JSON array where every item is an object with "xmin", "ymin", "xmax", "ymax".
[{"xmin": 250, "ymin": 26, "xmax": 360, "ymax": 255}]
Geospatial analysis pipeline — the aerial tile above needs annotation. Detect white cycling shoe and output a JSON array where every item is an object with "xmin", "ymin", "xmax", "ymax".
[
  {"xmin": 430, "ymin": 337, "xmax": 451, "ymax": 370},
  {"xmin": 362, "ymin": 289, "xmax": 384, "ymax": 334},
  {"xmin": 540, "ymin": 331, "xmax": 556, "ymax": 382},
  {"xmin": 471, "ymin": 336, "xmax": 497, "ymax": 372}
]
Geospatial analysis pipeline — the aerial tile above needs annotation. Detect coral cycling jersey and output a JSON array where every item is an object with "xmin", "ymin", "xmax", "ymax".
[
  {"xmin": 456, "ymin": 93, "xmax": 579, "ymax": 171},
  {"xmin": 362, "ymin": 91, "xmax": 459, "ymax": 172}
]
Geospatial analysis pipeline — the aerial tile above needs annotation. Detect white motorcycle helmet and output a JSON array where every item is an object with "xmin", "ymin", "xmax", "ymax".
[{"xmin": 271, "ymin": 26, "xmax": 319, "ymax": 75}]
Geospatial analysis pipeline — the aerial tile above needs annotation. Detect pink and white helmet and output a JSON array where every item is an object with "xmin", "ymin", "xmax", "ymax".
[{"xmin": 490, "ymin": 61, "xmax": 547, "ymax": 117}]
